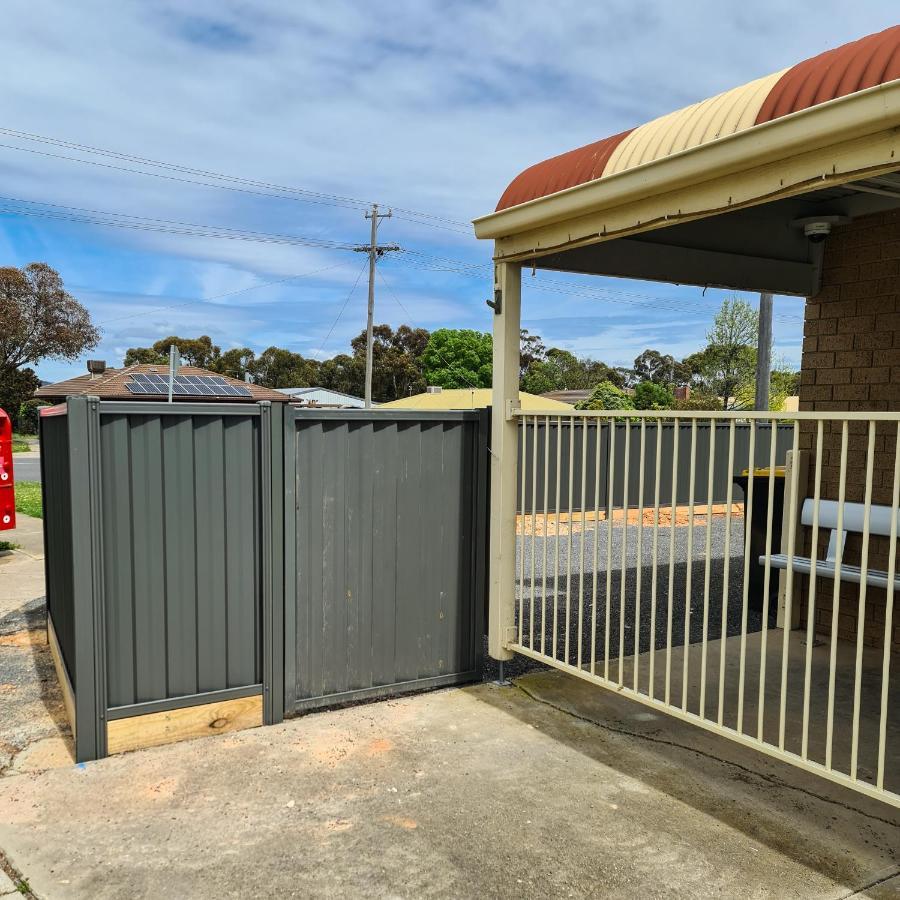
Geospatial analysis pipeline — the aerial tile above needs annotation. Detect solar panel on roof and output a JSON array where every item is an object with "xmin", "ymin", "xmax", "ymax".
[{"xmin": 125, "ymin": 374, "xmax": 252, "ymax": 397}]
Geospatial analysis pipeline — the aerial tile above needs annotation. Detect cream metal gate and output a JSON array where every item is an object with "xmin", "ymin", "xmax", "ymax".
[{"xmin": 508, "ymin": 408, "xmax": 899, "ymax": 809}]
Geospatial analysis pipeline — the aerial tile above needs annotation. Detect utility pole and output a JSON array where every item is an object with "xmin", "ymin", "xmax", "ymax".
[
  {"xmin": 356, "ymin": 204, "xmax": 400, "ymax": 408},
  {"xmin": 755, "ymin": 292, "xmax": 773, "ymax": 410}
]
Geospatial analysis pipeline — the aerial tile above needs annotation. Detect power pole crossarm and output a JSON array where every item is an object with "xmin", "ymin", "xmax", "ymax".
[{"xmin": 359, "ymin": 204, "xmax": 401, "ymax": 408}]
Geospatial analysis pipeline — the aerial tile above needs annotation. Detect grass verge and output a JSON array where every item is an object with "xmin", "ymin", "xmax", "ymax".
[
  {"xmin": 14, "ymin": 481, "xmax": 42, "ymax": 519},
  {"xmin": 11, "ymin": 439, "xmax": 29, "ymax": 453}
]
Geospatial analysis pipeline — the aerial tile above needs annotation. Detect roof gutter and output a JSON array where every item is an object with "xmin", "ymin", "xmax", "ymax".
[{"xmin": 472, "ymin": 79, "xmax": 900, "ymax": 241}]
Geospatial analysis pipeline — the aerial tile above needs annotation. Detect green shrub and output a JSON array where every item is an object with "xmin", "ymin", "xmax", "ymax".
[
  {"xmin": 576, "ymin": 380, "xmax": 634, "ymax": 411},
  {"xmin": 633, "ymin": 381, "xmax": 674, "ymax": 410},
  {"xmin": 16, "ymin": 399, "xmax": 48, "ymax": 435}
]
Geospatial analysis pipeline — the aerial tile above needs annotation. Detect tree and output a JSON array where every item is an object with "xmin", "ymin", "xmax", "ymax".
[
  {"xmin": 124, "ymin": 346, "xmax": 167, "ymax": 366},
  {"xmin": 0, "ymin": 367, "xmax": 39, "ymax": 431},
  {"xmin": 249, "ymin": 347, "xmax": 319, "ymax": 388},
  {"xmin": 633, "ymin": 380, "xmax": 674, "ymax": 410},
  {"xmin": 0, "ymin": 263, "xmax": 99, "ymax": 369},
  {"xmin": 152, "ymin": 335, "xmax": 221, "ymax": 368},
  {"xmin": 633, "ymin": 349, "xmax": 676, "ymax": 385},
  {"xmin": 576, "ymin": 380, "xmax": 634, "ymax": 411},
  {"xmin": 422, "ymin": 329, "xmax": 492, "ymax": 389},
  {"xmin": 519, "ymin": 329, "xmax": 546, "ymax": 378},
  {"xmin": 701, "ymin": 298, "xmax": 759, "ymax": 409},
  {"xmin": 520, "ymin": 347, "xmax": 624, "ymax": 394},
  {"xmin": 349, "ymin": 324, "xmax": 429, "ymax": 401},
  {"xmin": 212, "ymin": 347, "xmax": 256, "ymax": 381},
  {"xmin": 318, "ymin": 353, "xmax": 363, "ymax": 396}
]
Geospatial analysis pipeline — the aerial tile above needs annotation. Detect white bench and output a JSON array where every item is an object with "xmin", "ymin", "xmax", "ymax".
[{"xmin": 764, "ymin": 499, "xmax": 900, "ymax": 591}]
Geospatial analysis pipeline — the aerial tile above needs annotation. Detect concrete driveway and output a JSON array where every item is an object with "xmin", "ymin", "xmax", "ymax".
[{"xmin": 1, "ymin": 671, "xmax": 898, "ymax": 899}]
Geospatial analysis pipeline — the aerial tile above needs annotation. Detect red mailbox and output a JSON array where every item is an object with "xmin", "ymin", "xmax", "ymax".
[{"xmin": 0, "ymin": 408, "xmax": 15, "ymax": 531}]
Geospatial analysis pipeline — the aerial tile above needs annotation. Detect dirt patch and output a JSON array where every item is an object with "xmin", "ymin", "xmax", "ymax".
[
  {"xmin": 0, "ymin": 629, "xmax": 46, "ymax": 649},
  {"xmin": 517, "ymin": 504, "xmax": 745, "ymax": 536}
]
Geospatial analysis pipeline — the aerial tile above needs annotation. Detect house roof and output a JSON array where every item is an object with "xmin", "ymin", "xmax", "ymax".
[
  {"xmin": 35, "ymin": 364, "xmax": 290, "ymax": 403},
  {"xmin": 379, "ymin": 389, "xmax": 573, "ymax": 411},
  {"xmin": 493, "ymin": 26, "xmax": 900, "ymax": 213},
  {"xmin": 276, "ymin": 387, "xmax": 369, "ymax": 408}
]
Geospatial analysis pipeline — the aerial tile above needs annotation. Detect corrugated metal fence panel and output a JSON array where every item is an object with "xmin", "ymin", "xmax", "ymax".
[
  {"xmin": 519, "ymin": 421, "xmax": 794, "ymax": 513},
  {"xmin": 40, "ymin": 412, "xmax": 76, "ymax": 684},
  {"xmin": 98, "ymin": 411, "xmax": 263, "ymax": 708},
  {"xmin": 292, "ymin": 413, "xmax": 482, "ymax": 709}
]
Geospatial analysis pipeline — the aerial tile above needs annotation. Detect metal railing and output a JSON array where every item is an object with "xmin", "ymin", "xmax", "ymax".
[{"xmin": 510, "ymin": 408, "xmax": 900, "ymax": 809}]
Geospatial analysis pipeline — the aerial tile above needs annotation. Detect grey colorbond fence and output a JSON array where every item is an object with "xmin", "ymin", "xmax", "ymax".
[
  {"xmin": 40, "ymin": 398, "xmax": 487, "ymax": 761},
  {"xmin": 284, "ymin": 410, "xmax": 488, "ymax": 712},
  {"xmin": 517, "ymin": 421, "xmax": 794, "ymax": 514}
]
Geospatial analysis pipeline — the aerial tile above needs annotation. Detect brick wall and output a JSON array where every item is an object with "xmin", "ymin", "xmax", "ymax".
[{"xmin": 798, "ymin": 208, "xmax": 900, "ymax": 650}]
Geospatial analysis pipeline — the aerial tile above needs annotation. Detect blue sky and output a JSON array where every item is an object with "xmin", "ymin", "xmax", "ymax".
[{"xmin": 1, "ymin": 1, "xmax": 897, "ymax": 383}]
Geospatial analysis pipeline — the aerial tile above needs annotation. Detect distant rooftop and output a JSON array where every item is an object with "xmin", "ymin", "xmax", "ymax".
[
  {"xmin": 36, "ymin": 363, "xmax": 289, "ymax": 404},
  {"xmin": 277, "ymin": 387, "xmax": 370, "ymax": 408}
]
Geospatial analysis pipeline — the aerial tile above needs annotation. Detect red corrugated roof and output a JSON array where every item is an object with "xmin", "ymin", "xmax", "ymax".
[
  {"xmin": 756, "ymin": 25, "xmax": 900, "ymax": 123},
  {"xmin": 495, "ymin": 26, "xmax": 900, "ymax": 213}
]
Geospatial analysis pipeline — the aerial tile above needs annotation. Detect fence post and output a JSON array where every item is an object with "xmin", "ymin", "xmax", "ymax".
[
  {"xmin": 488, "ymin": 260, "xmax": 521, "ymax": 660},
  {"xmin": 67, "ymin": 395, "xmax": 107, "ymax": 761}
]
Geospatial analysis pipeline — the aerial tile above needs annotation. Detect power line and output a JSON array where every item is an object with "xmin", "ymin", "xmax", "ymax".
[
  {"xmin": 0, "ymin": 126, "xmax": 472, "ymax": 234},
  {"xmin": 96, "ymin": 262, "xmax": 349, "ymax": 326},
  {"xmin": 375, "ymin": 265, "xmax": 483, "ymax": 393},
  {"xmin": 0, "ymin": 195, "xmax": 358, "ymax": 251},
  {"xmin": 313, "ymin": 258, "xmax": 370, "ymax": 360}
]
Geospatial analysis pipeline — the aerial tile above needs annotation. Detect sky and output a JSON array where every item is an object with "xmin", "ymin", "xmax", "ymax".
[{"xmin": 1, "ymin": 1, "xmax": 897, "ymax": 384}]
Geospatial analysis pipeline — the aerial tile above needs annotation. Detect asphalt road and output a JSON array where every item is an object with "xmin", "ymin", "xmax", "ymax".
[
  {"xmin": 482, "ymin": 518, "xmax": 772, "ymax": 682},
  {"xmin": 12, "ymin": 455, "xmax": 41, "ymax": 482}
]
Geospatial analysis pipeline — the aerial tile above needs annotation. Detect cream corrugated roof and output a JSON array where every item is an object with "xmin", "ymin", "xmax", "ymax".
[{"xmin": 379, "ymin": 389, "xmax": 573, "ymax": 411}]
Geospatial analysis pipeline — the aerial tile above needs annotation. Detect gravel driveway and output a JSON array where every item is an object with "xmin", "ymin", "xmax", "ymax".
[{"xmin": 493, "ymin": 518, "xmax": 774, "ymax": 679}]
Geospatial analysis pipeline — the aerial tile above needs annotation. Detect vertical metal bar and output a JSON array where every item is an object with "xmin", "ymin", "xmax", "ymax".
[
  {"xmin": 565, "ymin": 414, "xmax": 575, "ymax": 664},
  {"xmin": 553, "ymin": 416, "xmax": 562, "ymax": 661},
  {"xmin": 801, "ymin": 419, "xmax": 824, "ymax": 760},
  {"xmin": 699, "ymin": 419, "xmax": 716, "ymax": 719},
  {"xmin": 877, "ymin": 421, "xmax": 900, "ymax": 789},
  {"xmin": 717, "ymin": 420, "xmax": 736, "ymax": 726},
  {"xmin": 541, "ymin": 416, "xmax": 550, "ymax": 657},
  {"xmin": 590, "ymin": 418, "xmax": 602, "ymax": 676},
  {"xmin": 682, "ymin": 419, "xmax": 697, "ymax": 711},
  {"xmin": 578, "ymin": 419, "xmax": 588, "ymax": 669},
  {"xmin": 737, "ymin": 421, "xmax": 757, "ymax": 734},
  {"xmin": 258, "ymin": 402, "xmax": 276, "ymax": 725},
  {"xmin": 605, "ymin": 416, "xmax": 616, "ymax": 681},
  {"xmin": 519, "ymin": 416, "xmax": 527, "ymax": 646},
  {"xmin": 757, "ymin": 421, "xmax": 779, "ymax": 740},
  {"xmin": 665, "ymin": 419, "xmax": 680, "ymax": 705},
  {"xmin": 649, "ymin": 420, "xmax": 663, "ymax": 700},
  {"xmin": 618, "ymin": 421, "xmax": 631, "ymax": 686},
  {"xmin": 530, "ymin": 416, "xmax": 538, "ymax": 650},
  {"xmin": 777, "ymin": 421, "xmax": 801, "ymax": 749},
  {"xmin": 850, "ymin": 420, "xmax": 876, "ymax": 780},
  {"xmin": 825, "ymin": 420, "xmax": 849, "ymax": 771},
  {"xmin": 634, "ymin": 420, "xmax": 646, "ymax": 691}
]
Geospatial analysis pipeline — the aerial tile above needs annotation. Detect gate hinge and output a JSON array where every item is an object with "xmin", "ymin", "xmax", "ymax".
[{"xmin": 503, "ymin": 626, "xmax": 518, "ymax": 647}]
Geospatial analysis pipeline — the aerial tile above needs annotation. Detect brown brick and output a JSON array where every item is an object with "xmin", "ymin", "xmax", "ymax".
[
  {"xmin": 837, "ymin": 315, "xmax": 876, "ymax": 334},
  {"xmin": 820, "ymin": 298, "xmax": 858, "ymax": 318},
  {"xmin": 859, "ymin": 295, "xmax": 899, "ymax": 316},
  {"xmin": 814, "ymin": 368, "xmax": 851, "ymax": 385},
  {"xmin": 832, "ymin": 384, "xmax": 870, "ymax": 402},
  {"xmin": 876, "ymin": 312, "xmax": 900, "ymax": 332},
  {"xmin": 802, "ymin": 335, "xmax": 817, "ymax": 353},
  {"xmin": 852, "ymin": 367, "xmax": 890, "ymax": 384},
  {"xmin": 853, "ymin": 331, "xmax": 894, "ymax": 350},
  {"xmin": 834, "ymin": 350, "xmax": 871, "ymax": 368},
  {"xmin": 806, "ymin": 385, "xmax": 834, "ymax": 402},
  {"xmin": 822, "ymin": 266, "xmax": 859, "ymax": 286},
  {"xmin": 861, "ymin": 259, "xmax": 900, "ymax": 279},
  {"xmin": 803, "ymin": 351, "xmax": 835, "ymax": 368},
  {"xmin": 873, "ymin": 348, "xmax": 900, "ymax": 367},
  {"xmin": 841, "ymin": 281, "xmax": 880, "ymax": 302}
]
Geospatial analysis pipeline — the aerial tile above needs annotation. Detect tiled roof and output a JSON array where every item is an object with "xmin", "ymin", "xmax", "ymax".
[{"xmin": 35, "ymin": 364, "xmax": 290, "ymax": 403}]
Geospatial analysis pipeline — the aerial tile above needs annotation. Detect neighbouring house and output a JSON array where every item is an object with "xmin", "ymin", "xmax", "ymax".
[
  {"xmin": 276, "ymin": 387, "xmax": 369, "ymax": 408},
  {"xmin": 35, "ymin": 361, "xmax": 290, "ymax": 404},
  {"xmin": 379, "ymin": 387, "xmax": 573, "ymax": 411}
]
